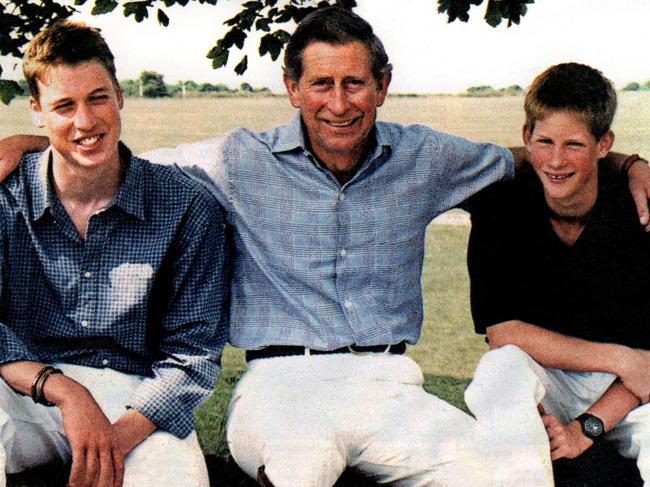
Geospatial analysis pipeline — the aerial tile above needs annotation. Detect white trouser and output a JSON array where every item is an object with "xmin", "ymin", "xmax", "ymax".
[
  {"xmin": 465, "ymin": 345, "xmax": 650, "ymax": 487},
  {"xmin": 226, "ymin": 352, "xmax": 481, "ymax": 487},
  {"xmin": 0, "ymin": 363, "xmax": 209, "ymax": 487}
]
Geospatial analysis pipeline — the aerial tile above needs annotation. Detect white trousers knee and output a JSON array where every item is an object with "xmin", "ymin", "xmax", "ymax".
[
  {"xmin": 465, "ymin": 345, "xmax": 619, "ymax": 487},
  {"xmin": 0, "ymin": 363, "xmax": 208, "ymax": 487},
  {"xmin": 227, "ymin": 353, "xmax": 478, "ymax": 487}
]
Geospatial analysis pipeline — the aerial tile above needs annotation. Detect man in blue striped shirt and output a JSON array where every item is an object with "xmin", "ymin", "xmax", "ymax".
[{"xmin": 0, "ymin": 21, "xmax": 228, "ymax": 487}]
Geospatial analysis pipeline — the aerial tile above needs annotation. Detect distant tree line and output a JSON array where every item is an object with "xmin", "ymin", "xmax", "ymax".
[
  {"xmin": 622, "ymin": 80, "xmax": 650, "ymax": 92},
  {"xmin": 11, "ymin": 71, "xmax": 270, "ymax": 99},
  {"xmin": 462, "ymin": 85, "xmax": 524, "ymax": 97},
  {"xmin": 119, "ymin": 71, "xmax": 271, "ymax": 98}
]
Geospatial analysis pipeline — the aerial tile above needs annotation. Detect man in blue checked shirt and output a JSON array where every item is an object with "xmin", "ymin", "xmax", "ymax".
[
  {"xmin": 4, "ymin": 7, "xmax": 650, "ymax": 487},
  {"xmin": 0, "ymin": 21, "xmax": 228, "ymax": 487}
]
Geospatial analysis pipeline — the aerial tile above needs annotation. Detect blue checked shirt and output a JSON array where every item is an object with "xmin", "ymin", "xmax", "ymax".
[
  {"xmin": 0, "ymin": 146, "xmax": 228, "ymax": 438},
  {"xmin": 144, "ymin": 113, "xmax": 513, "ymax": 350}
]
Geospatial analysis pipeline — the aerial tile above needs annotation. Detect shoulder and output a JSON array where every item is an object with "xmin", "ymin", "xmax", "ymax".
[
  {"xmin": 469, "ymin": 169, "xmax": 538, "ymax": 221},
  {"xmin": 133, "ymin": 156, "xmax": 223, "ymax": 217},
  {"xmin": 221, "ymin": 126, "xmax": 276, "ymax": 151},
  {"xmin": 376, "ymin": 121, "xmax": 449, "ymax": 147}
]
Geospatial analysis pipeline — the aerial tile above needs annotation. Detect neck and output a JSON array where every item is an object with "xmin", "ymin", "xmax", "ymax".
[
  {"xmin": 51, "ymin": 153, "xmax": 123, "ymax": 206},
  {"xmin": 544, "ymin": 184, "xmax": 597, "ymax": 226}
]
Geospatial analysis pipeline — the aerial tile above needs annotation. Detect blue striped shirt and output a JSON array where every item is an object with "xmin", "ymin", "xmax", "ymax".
[
  {"xmin": 144, "ymin": 114, "xmax": 513, "ymax": 350},
  {"xmin": 0, "ymin": 146, "xmax": 228, "ymax": 438}
]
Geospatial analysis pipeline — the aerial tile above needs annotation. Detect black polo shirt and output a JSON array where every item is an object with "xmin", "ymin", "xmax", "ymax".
[{"xmin": 467, "ymin": 164, "xmax": 650, "ymax": 350}]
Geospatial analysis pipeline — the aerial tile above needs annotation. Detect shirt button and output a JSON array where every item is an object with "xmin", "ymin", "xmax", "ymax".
[
  {"xmin": 81, "ymin": 320, "xmax": 89, "ymax": 327},
  {"xmin": 83, "ymin": 271, "xmax": 92, "ymax": 278},
  {"xmin": 101, "ymin": 359, "xmax": 109, "ymax": 366},
  {"xmin": 337, "ymin": 192, "xmax": 346, "ymax": 201},
  {"xmin": 344, "ymin": 300, "xmax": 352, "ymax": 309},
  {"xmin": 339, "ymin": 249, "xmax": 347, "ymax": 257}
]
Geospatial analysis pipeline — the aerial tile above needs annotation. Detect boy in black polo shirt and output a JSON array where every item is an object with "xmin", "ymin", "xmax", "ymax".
[{"xmin": 464, "ymin": 63, "xmax": 650, "ymax": 486}]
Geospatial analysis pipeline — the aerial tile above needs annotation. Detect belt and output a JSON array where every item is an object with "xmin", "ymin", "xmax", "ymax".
[{"xmin": 245, "ymin": 342, "xmax": 406, "ymax": 362}]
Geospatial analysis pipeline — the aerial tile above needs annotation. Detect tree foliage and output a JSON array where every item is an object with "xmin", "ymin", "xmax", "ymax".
[
  {"xmin": 0, "ymin": 0, "xmax": 536, "ymax": 104},
  {"xmin": 140, "ymin": 70, "xmax": 169, "ymax": 97}
]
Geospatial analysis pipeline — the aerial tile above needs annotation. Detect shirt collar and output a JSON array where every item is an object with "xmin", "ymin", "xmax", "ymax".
[
  {"xmin": 30, "ymin": 142, "xmax": 145, "ymax": 222},
  {"xmin": 271, "ymin": 112, "xmax": 306, "ymax": 153}
]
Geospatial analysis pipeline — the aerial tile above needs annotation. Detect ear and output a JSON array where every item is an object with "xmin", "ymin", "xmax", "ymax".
[
  {"xmin": 522, "ymin": 124, "xmax": 533, "ymax": 147},
  {"xmin": 597, "ymin": 130, "xmax": 614, "ymax": 158},
  {"xmin": 375, "ymin": 72, "xmax": 391, "ymax": 108},
  {"xmin": 29, "ymin": 97, "xmax": 44, "ymax": 128},
  {"xmin": 283, "ymin": 74, "xmax": 301, "ymax": 109},
  {"xmin": 116, "ymin": 85, "xmax": 124, "ymax": 109}
]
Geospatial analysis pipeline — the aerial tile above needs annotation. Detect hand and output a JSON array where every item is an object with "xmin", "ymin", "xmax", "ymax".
[
  {"xmin": 53, "ymin": 381, "xmax": 124, "ymax": 487},
  {"xmin": 617, "ymin": 348, "xmax": 650, "ymax": 404},
  {"xmin": 627, "ymin": 159, "xmax": 650, "ymax": 230},
  {"xmin": 542, "ymin": 415, "xmax": 592, "ymax": 461},
  {"xmin": 111, "ymin": 410, "xmax": 157, "ymax": 458}
]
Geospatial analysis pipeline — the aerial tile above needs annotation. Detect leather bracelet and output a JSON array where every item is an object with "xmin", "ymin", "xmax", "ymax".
[
  {"xmin": 622, "ymin": 153, "xmax": 645, "ymax": 173},
  {"xmin": 30, "ymin": 365, "xmax": 63, "ymax": 407}
]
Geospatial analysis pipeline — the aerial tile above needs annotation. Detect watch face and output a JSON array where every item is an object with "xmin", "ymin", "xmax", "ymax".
[{"xmin": 584, "ymin": 416, "xmax": 604, "ymax": 437}]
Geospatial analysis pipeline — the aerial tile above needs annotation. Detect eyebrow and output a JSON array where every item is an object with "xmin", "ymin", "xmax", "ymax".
[{"xmin": 49, "ymin": 86, "xmax": 111, "ymax": 107}]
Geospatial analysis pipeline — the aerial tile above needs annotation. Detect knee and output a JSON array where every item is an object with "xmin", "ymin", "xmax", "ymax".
[
  {"xmin": 123, "ymin": 431, "xmax": 208, "ymax": 487},
  {"xmin": 479, "ymin": 344, "xmax": 531, "ymax": 370},
  {"xmin": 466, "ymin": 345, "xmax": 542, "ymax": 411},
  {"xmin": 255, "ymin": 436, "xmax": 345, "ymax": 487}
]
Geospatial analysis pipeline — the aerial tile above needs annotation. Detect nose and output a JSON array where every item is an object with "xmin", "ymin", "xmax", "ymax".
[
  {"xmin": 548, "ymin": 146, "xmax": 566, "ymax": 169},
  {"xmin": 73, "ymin": 102, "xmax": 96, "ymax": 131},
  {"xmin": 327, "ymin": 85, "xmax": 350, "ymax": 115}
]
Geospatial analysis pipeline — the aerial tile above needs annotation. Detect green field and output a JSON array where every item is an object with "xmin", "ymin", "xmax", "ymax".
[{"xmin": 2, "ymin": 94, "xmax": 650, "ymax": 485}]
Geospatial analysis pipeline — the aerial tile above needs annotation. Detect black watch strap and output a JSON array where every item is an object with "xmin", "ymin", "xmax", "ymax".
[{"xmin": 576, "ymin": 413, "xmax": 605, "ymax": 443}]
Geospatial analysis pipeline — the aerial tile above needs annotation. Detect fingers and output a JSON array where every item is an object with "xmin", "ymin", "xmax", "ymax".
[
  {"xmin": 631, "ymin": 188, "xmax": 650, "ymax": 228},
  {"xmin": 541, "ymin": 413, "xmax": 560, "ymax": 429},
  {"xmin": 113, "ymin": 449, "xmax": 125, "ymax": 487},
  {"xmin": 68, "ymin": 447, "xmax": 87, "ymax": 487},
  {"xmin": 96, "ymin": 446, "xmax": 115, "ymax": 487},
  {"xmin": 550, "ymin": 445, "xmax": 568, "ymax": 461},
  {"xmin": 85, "ymin": 448, "xmax": 99, "ymax": 486}
]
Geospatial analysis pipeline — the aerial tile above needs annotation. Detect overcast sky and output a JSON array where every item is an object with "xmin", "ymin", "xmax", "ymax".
[{"xmin": 4, "ymin": 0, "xmax": 650, "ymax": 93}]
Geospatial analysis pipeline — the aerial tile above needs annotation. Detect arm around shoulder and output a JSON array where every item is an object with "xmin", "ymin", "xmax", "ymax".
[{"xmin": 0, "ymin": 135, "xmax": 48, "ymax": 182}]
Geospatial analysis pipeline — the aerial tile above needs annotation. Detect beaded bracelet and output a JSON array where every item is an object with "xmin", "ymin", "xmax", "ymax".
[{"xmin": 30, "ymin": 365, "xmax": 63, "ymax": 407}]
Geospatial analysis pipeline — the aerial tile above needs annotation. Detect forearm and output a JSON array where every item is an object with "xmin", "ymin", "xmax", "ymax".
[
  {"xmin": 586, "ymin": 380, "xmax": 641, "ymax": 432},
  {"xmin": 0, "ymin": 360, "xmax": 95, "ymax": 408},
  {"xmin": 0, "ymin": 134, "xmax": 49, "ymax": 154},
  {"xmin": 0, "ymin": 360, "xmax": 47, "ymax": 395},
  {"xmin": 487, "ymin": 320, "xmax": 631, "ymax": 376}
]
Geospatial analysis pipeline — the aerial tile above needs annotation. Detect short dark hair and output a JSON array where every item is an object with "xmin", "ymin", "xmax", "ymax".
[
  {"xmin": 524, "ymin": 62, "xmax": 616, "ymax": 140},
  {"xmin": 23, "ymin": 21, "xmax": 118, "ymax": 100},
  {"xmin": 283, "ymin": 6, "xmax": 392, "ymax": 85}
]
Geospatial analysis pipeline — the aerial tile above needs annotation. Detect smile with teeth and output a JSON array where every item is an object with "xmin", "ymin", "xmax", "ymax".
[
  {"xmin": 546, "ymin": 172, "xmax": 573, "ymax": 181},
  {"xmin": 325, "ymin": 118, "xmax": 358, "ymax": 128},
  {"xmin": 77, "ymin": 134, "xmax": 102, "ymax": 147}
]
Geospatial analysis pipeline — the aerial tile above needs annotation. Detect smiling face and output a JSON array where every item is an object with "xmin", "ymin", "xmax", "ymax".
[
  {"xmin": 30, "ymin": 60, "xmax": 123, "ymax": 174},
  {"xmin": 284, "ymin": 41, "xmax": 390, "ymax": 181},
  {"xmin": 524, "ymin": 110, "xmax": 614, "ymax": 215}
]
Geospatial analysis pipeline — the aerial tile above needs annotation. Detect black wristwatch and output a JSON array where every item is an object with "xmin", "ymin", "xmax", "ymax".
[{"xmin": 576, "ymin": 413, "xmax": 605, "ymax": 443}]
